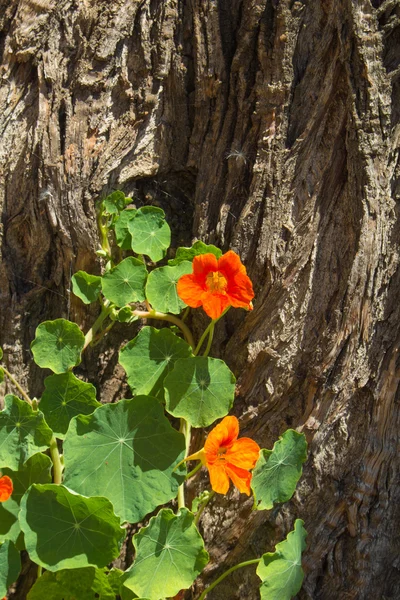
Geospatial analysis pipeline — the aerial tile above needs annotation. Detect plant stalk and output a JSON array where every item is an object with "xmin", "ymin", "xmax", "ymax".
[
  {"xmin": 132, "ymin": 309, "xmax": 196, "ymax": 350},
  {"xmin": 1, "ymin": 367, "xmax": 33, "ymax": 406},
  {"xmin": 198, "ymin": 558, "xmax": 261, "ymax": 600},
  {"xmin": 83, "ymin": 303, "xmax": 113, "ymax": 350},
  {"xmin": 49, "ymin": 436, "xmax": 63, "ymax": 484}
]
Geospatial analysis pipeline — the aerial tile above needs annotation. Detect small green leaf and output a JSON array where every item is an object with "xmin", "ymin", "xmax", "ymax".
[
  {"xmin": 27, "ymin": 567, "xmax": 116, "ymax": 600},
  {"xmin": 164, "ymin": 357, "xmax": 236, "ymax": 428},
  {"xmin": 257, "ymin": 520, "xmax": 307, "ymax": 600},
  {"xmin": 39, "ymin": 372, "xmax": 101, "ymax": 439},
  {"xmin": 101, "ymin": 257, "xmax": 147, "ymax": 307},
  {"xmin": 103, "ymin": 191, "xmax": 128, "ymax": 215},
  {"xmin": 0, "ymin": 395, "xmax": 53, "ymax": 470},
  {"xmin": 252, "ymin": 430, "xmax": 307, "ymax": 510},
  {"xmin": 63, "ymin": 397, "xmax": 186, "ymax": 524},
  {"xmin": 0, "ymin": 453, "xmax": 52, "ymax": 545},
  {"xmin": 168, "ymin": 241, "xmax": 222, "ymax": 266},
  {"xmin": 123, "ymin": 508, "xmax": 209, "ymax": 600},
  {"xmin": 146, "ymin": 262, "xmax": 193, "ymax": 314},
  {"xmin": 115, "ymin": 208, "xmax": 137, "ymax": 249},
  {"xmin": 0, "ymin": 368, "xmax": 3, "ymax": 384},
  {"xmin": 0, "ymin": 347, "xmax": 3, "ymax": 360},
  {"xmin": 72, "ymin": 271, "xmax": 102, "ymax": 304},
  {"xmin": 0, "ymin": 540, "xmax": 21, "ymax": 597},
  {"xmin": 119, "ymin": 326, "xmax": 193, "ymax": 400},
  {"xmin": 128, "ymin": 206, "xmax": 171, "ymax": 262},
  {"xmin": 19, "ymin": 484, "xmax": 125, "ymax": 571},
  {"xmin": 31, "ymin": 319, "xmax": 85, "ymax": 374},
  {"xmin": 111, "ymin": 306, "xmax": 139, "ymax": 324}
]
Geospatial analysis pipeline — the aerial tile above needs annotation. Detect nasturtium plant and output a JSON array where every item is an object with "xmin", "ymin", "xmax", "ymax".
[
  {"xmin": 103, "ymin": 190, "xmax": 131, "ymax": 215},
  {"xmin": 71, "ymin": 271, "xmax": 102, "ymax": 305},
  {"xmin": 257, "ymin": 520, "xmax": 307, "ymax": 600},
  {"xmin": 63, "ymin": 397, "xmax": 186, "ymax": 523},
  {"xmin": 164, "ymin": 356, "xmax": 236, "ymax": 427},
  {"xmin": 252, "ymin": 430, "xmax": 307, "ymax": 510},
  {"xmin": 145, "ymin": 261, "xmax": 193, "ymax": 314},
  {"xmin": 0, "ymin": 540, "xmax": 21, "ymax": 597},
  {"xmin": 27, "ymin": 567, "xmax": 117, "ymax": 600},
  {"xmin": 39, "ymin": 372, "xmax": 101, "ymax": 439},
  {"xmin": 20, "ymin": 484, "xmax": 125, "ymax": 571},
  {"xmin": 122, "ymin": 508, "xmax": 209, "ymax": 600},
  {"xmin": 168, "ymin": 240, "xmax": 222, "ymax": 266},
  {"xmin": 0, "ymin": 395, "xmax": 53, "ymax": 470},
  {"xmin": 114, "ymin": 208, "xmax": 137, "ymax": 249},
  {"xmin": 31, "ymin": 319, "xmax": 85, "ymax": 373},
  {"xmin": 119, "ymin": 326, "xmax": 193, "ymax": 400},
  {"xmin": 101, "ymin": 256, "xmax": 147, "ymax": 306},
  {"xmin": 127, "ymin": 206, "xmax": 171, "ymax": 262}
]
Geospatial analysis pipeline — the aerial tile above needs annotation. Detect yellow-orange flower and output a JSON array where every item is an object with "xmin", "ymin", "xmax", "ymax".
[
  {"xmin": 187, "ymin": 416, "xmax": 260, "ymax": 495},
  {"xmin": 177, "ymin": 251, "xmax": 254, "ymax": 320},
  {"xmin": 0, "ymin": 475, "xmax": 13, "ymax": 502}
]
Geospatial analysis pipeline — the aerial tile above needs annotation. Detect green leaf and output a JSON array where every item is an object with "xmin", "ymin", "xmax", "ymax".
[
  {"xmin": 0, "ymin": 347, "xmax": 3, "ymax": 360},
  {"xmin": 257, "ymin": 520, "xmax": 307, "ymax": 600},
  {"xmin": 164, "ymin": 357, "xmax": 236, "ymax": 428},
  {"xmin": 128, "ymin": 206, "xmax": 171, "ymax": 262},
  {"xmin": 111, "ymin": 306, "xmax": 139, "ymax": 324},
  {"xmin": 123, "ymin": 508, "xmax": 209, "ymax": 599},
  {"xmin": 0, "ymin": 395, "xmax": 53, "ymax": 470},
  {"xmin": 168, "ymin": 241, "xmax": 222, "ymax": 266},
  {"xmin": 103, "ymin": 191, "xmax": 129, "ymax": 215},
  {"xmin": 39, "ymin": 372, "xmax": 101, "ymax": 439},
  {"xmin": 0, "ymin": 540, "xmax": 21, "ymax": 597},
  {"xmin": 0, "ymin": 368, "xmax": 3, "ymax": 384},
  {"xmin": 19, "ymin": 484, "xmax": 125, "ymax": 571},
  {"xmin": 27, "ymin": 567, "xmax": 117, "ymax": 600},
  {"xmin": 72, "ymin": 271, "xmax": 102, "ymax": 305},
  {"xmin": 251, "ymin": 430, "xmax": 307, "ymax": 510},
  {"xmin": 31, "ymin": 319, "xmax": 85, "ymax": 374},
  {"xmin": 145, "ymin": 262, "xmax": 193, "ymax": 314},
  {"xmin": 63, "ymin": 397, "xmax": 186, "ymax": 524},
  {"xmin": 0, "ymin": 453, "xmax": 52, "ymax": 545},
  {"xmin": 101, "ymin": 257, "xmax": 147, "ymax": 307},
  {"xmin": 119, "ymin": 327, "xmax": 193, "ymax": 400},
  {"xmin": 115, "ymin": 209, "xmax": 137, "ymax": 249}
]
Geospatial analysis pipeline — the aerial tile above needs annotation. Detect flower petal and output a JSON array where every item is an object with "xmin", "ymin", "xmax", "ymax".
[
  {"xmin": 177, "ymin": 274, "xmax": 205, "ymax": 308},
  {"xmin": 0, "ymin": 475, "xmax": 13, "ymax": 502},
  {"xmin": 226, "ymin": 437, "xmax": 261, "ymax": 469},
  {"xmin": 201, "ymin": 292, "xmax": 230, "ymax": 319},
  {"xmin": 226, "ymin": 271, "xmax": 254, "ymax": 309},
  {"xmin": 217, "ymin": 250, "xmax": 247, "ymax": 277},
  {"xmin": 208, "ymin": 463, "xmax": 230, "ymax": 494},
  {"xmin": 192, "ymin": 253, "xmax": 219, "ymax": 279},
  {"xmin": 225, "ymin": 463, "xmax": 252, "ymax": 495},
  {"xmin": 205, "ymin": 416, "xmax": 239, "ymax": 462}
]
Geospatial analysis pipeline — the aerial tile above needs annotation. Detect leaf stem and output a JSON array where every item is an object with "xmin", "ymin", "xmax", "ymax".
[
  {"xmin": 1, "ymin": 367, "xmax": 32, "ymax": 405},
  {"xmin": 198, "ymin": 558, "xmax": 261, "ymax": 600},
  {"xmin": 49, "ymin": 436, "xmax": 63, "ymax": 484},
  {"xmin": 132, "ymin": 310, "xmax": 196, "ymax": 351},
  {"xmin": 177, "ymin": 418, "xmax": 192, "ymax": 509},
  {"xmin": 194, "ymin": 490, "xmax": 215, "ymax": 526},
  {"xmin": 83, "ymin": 302, "xmax": 113, "ymax": 350},
  {"xmin": 194, "ymin": 306, "xmax": 230, "ymax": 356},
  {"xmin": 186, "ymin": 461, "xmax": 202, "ymax": 480}
]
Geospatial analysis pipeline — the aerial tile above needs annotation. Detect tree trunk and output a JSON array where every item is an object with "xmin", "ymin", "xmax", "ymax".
[{"xmin": 1, "ymin": 0, "xmax": 399, "ymax": 598}]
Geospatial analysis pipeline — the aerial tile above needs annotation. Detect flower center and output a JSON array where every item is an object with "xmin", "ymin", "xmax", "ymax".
[
  {"xmin": 206, "ymin": 271, "xmax": 228, "ymax": 293},
  {"xmin": 217, "ymin": 446, "xmax": 228, "ymax": 461}
]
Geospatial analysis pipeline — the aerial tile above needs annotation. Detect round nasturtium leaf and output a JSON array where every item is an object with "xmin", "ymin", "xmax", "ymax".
[
  {"xmin": 164, "ymin": 356, "xmax": 236, "ymax": 428},
  {"xmin": 0, "ymin": 395, "xmax": 53, "ymax": 470},
  {"xmin": 127, "ymin": 206, "xmax": 171, "ymax": 262},
  {"xmin": 0, "ymin": 540, "xmax": 21, "ymax": 598},
  {"xmin": 123, "ymin": 508, "xmax": 209, "ymax": 600},
  {"xmin": 19, "ymin": 484, "xmax": 125, "ymax": 571},
  {"xmin": 103, "ymin": 190, "xmax": 130, "ymax": 215},
  {"xmin": 71, "ymin": 271, "xmax": 102, "ymax": 304},
  {"xmin": 145, "ymin": 261, "xmax": 193, "ymax": 314},
  {"xmin": 0, "ymin": 453, "xmax": 52, "ymax": 545},
  {"xmin": 257, "ymin": 520, "xmax": 307, "ymax": 600},
  {"xmin": 251, "ymin": 430, "xmax": 307, "ymax": 510},
  {"xmin": 27, "ymin": 567, "xmax": 116, "ymax": 600},
  {"xmin": 39, "ymin": 372, "xmax": 101, "ymax": 439},
  {"xmin": 63, "ymin": 397, "xmax": 186, "ymax": 524},
  {"xmin": 31, "ymin": 319, "xmax": 85, "ymax": 374},
  {"xmin": 119, "ymin": 326, "xmax": 193, "ymax": 400},
  {"xmin": 101, "ymin": 257, "xmax": 147, "ymax": 307},
  {"xmin": 114, "ymin": 208, "xmax": 137, "ymax": 249},
  {"xmin": 168, "ymin": 240, "xmax": 222, "ymax": 266}
]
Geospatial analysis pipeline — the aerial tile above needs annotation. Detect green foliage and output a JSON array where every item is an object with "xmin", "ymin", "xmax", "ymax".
[
  {"xmin": 114, "ymin": 208, "xmax": 137, "ymax": 249},
  {"xmin": 102, "ymin": 191, "xmax": 131, "ymax": 215},
  {"xmin": 145, "ymin": 261, "xmax": 193, "ymax": 314},
  {"xmin": 252, "ymin": 430, "xmax": 307, "ymax": 510},
  {"xmin": 71, "ymin": 271, "xmax": 102, "ymax": 304},
  {"xmin": 123, "ymin": 508, "xmax": 209, "ymax": 600},
  {"xmin": 119, "ymin": 326, "xmax": 193, "ymax": 400},
  {"xmin": 0, "ymin": 395, "xmax": 53, "ymax": 470},
  {"xmin": 0, "ymin": 347, "xmax": 3, "ymax": 360},
  {"xmin": 168, "ymin": 241, "xmax": 222, "ymax": 265},
  {"xmin": 63, "ymin": 397, "xmax": 186, "ymax": 524},
  {"xmin": 111, "ymin": 306, "xmax": 139, "ymax": 323},
  {"xmin": 27, "ymin": 567, "xmax": 117, "ymax": 600},
  {"xmin": 31, "ymin": 319, "xmax": 85, "ymax": 373},
  {"xmin": 257, "ymin": 520, "xmax": 307, "ymax": 600},
  {"xmin": 0, "ymin": 453, "xmax": 52, "ymax": 545},
  {"xmin": 101, "ymin": 257, "xmax": 147, "ymax": 306},
  {"xmin": 39, "ymin": 372, "xmax": 101, "ymax": 439},
  {"xmin": 164, "ymin": 357, "xmax": 236, "ymax": 427},
  {"xmin": 127, "ymin": 206, "xmax": 171, "ymax": 262},
  {"xmin": 0, "ymin": 540, "xmax": 21, "ymax": 597},
  {"xmin": 0, "ymin": 368, "xmax": 3, "ymax": 384},
  {"xmin": 20, "ymin": 484, "xmax": 125, "ymax": 571}
]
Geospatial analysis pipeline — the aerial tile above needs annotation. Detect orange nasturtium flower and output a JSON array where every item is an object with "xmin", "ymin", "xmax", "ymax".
[
  {"xmin": 177, "ymin": 251, "xmax": 254, "ymax": 320},
  {"xmin": 0, "ymin": 475, "xmax": 13, "ymax": 502},
  {"xmin": 187, "ymin": 416, "xmax": 260, "ymax": 495}
]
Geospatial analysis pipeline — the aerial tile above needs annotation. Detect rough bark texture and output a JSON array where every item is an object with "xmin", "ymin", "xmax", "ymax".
[{"xmin": 0, "ymin": 0, "xmax": 399, "ymax": 598}]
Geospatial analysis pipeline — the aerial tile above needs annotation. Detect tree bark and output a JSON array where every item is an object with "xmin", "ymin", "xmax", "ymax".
[{"xmin": 1, "ymin": 0, "xmax": 399, "ymax": 598}]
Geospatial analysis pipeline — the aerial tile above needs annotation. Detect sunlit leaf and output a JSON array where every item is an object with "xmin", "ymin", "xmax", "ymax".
[
  {"xmin": 31, "ymin": 319, "xmax": 85, "ymax": 373},
  {"xmin": 71, "ymin": 271, "xmax": 102, "ymax": 305},
  {"xmin": 145, "ymin": 262, "xmax": 193, "ymax": 314},
  {"xmin": 101, "ymin": 257, "xmax": 147, "ymax": 307},
  {"xmin": 128, "ymin": 206, "xmax": 171, "ymax": 262},
  {"xmin": 168, "ymin": 241, "xmax": 222, "ymax": 266},
  {"xmin": 27, "ymin": 567, "xmax": 116, "ymax": 600},
  {"xmin": 114, "ymin": 208, "xmax": 137, "ymax": 249}
]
